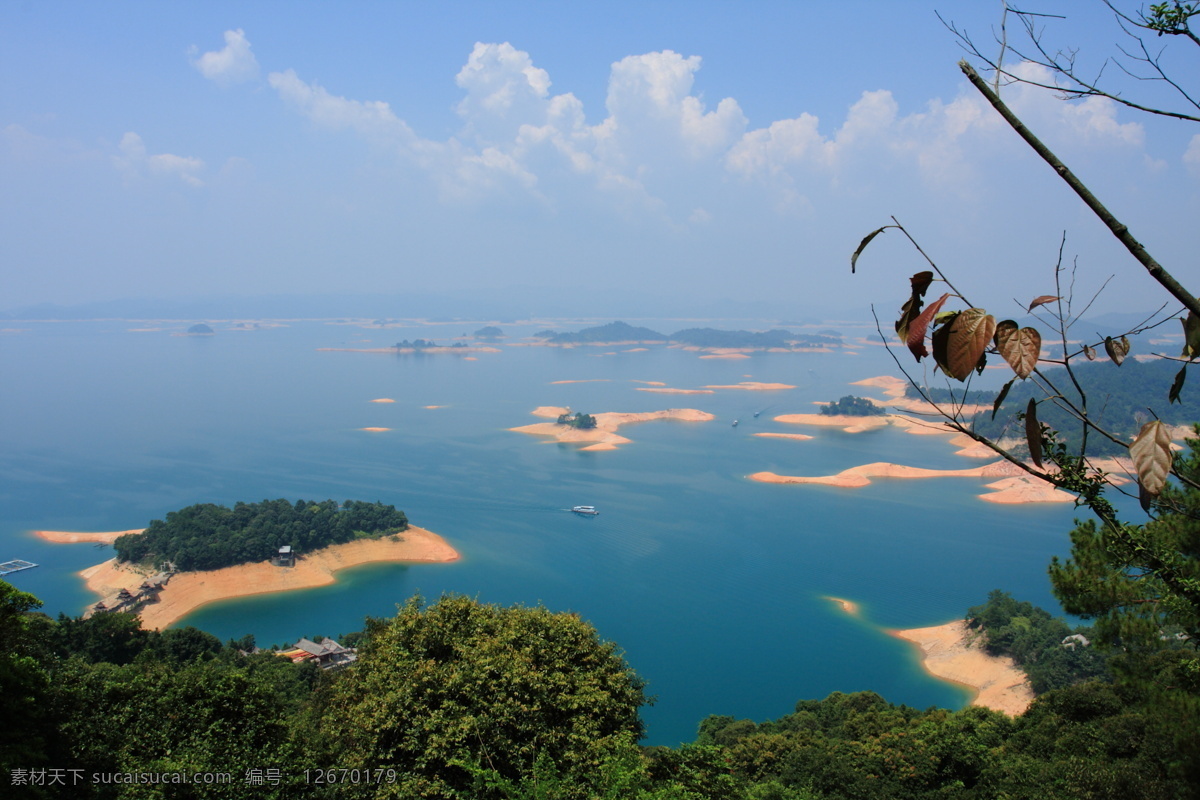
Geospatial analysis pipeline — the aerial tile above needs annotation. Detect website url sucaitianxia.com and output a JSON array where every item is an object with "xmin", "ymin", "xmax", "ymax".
[{"xmin": 10, "ymin": 769, "xmax": 234, "ymax": 787}]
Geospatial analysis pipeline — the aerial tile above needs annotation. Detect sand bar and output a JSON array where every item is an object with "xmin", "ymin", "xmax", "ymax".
[
  {"xmin": 823, "ymin": 596, "xmax": 861, "ymax": 617},
  {"xmin": 79, "ymin": 526, "xmax": 459, "ymax": 630},
  {"xmin": 703, "ymin": 382, "xmax": 795, "ymax": 391},
  {"xmin": 892, "ymin": 620, "xmax": 1034, "ymax": 716},
  {"xmin": 637, "ymin": 387, "xmax": 715, "ymax": 394},
  {"xmin": 360, "ymin": 427, "xmax": 391, "ymax": 432},
  {"xmin": 700, "ymin": 353, "xmax": 750, "ymax": 360},
  {"xmin": 35, "ymin": 529, "xmax": 145, "ymax": 544},
  {"xmin": 511, "ymin": 407, "xmax": 715, "ymax": 451},
  {"xmin": 370, "ymin": 398, "xmax": 395, "ymax": 403},
  {"xmin": 752, "ymin": 432, "xmax": 814, "ymax": 441},
  {"xmin": 774, "ymin": 413, "xmax": 892, "ymax": 434},
  {"xmin": 748, "ymin": 459, "xmax": 1074, "ymax": 503}
]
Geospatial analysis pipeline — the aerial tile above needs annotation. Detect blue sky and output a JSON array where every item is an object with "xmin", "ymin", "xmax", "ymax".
[{"xmin": 3, "ymin": 1, "xmax": 1197, "ymax": 319}]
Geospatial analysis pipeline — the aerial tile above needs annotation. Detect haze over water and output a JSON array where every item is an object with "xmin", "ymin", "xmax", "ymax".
[{"xmin": 0, "ymin": 319, "xmax": 1082, "ymax": 745}]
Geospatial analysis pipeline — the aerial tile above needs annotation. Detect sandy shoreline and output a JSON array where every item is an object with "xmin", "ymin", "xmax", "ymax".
[
  {"xmin": 35, "ymin": 529, "xmax": 145, "ymax": 544},
  {"xmin": 892, "ymin": 620, "xmax": 1034, "ymax": 716},
  {"xmin": 77, "ymin": 526, "xmax": 459, "ymax": 630},
  {"xmin": 749, "ymin": 460, "xmax": 1073, "ymax": 503},
  {"xmin": 510, "ymin": 407, "xmax": 715, "ymax": 451}
]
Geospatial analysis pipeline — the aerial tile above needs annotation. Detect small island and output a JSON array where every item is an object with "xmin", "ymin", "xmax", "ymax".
[
  {"xmin": 820, "ymin": 395, "xmax": 886, "ymax": 417},
  {"xmin": 557, "ymin": 412, "xmax": 598, "ymax": 429},
  {"xmin": 46, "ymin": 499, "xmax": 461, "ymax": 629},
  {"xmin": 511, "ymin": 406, "xmax": 715, "ymax": 451}
]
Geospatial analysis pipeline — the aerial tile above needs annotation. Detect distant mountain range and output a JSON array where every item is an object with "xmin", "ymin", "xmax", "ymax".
[{"xmin": 534, "ymin": 320, "xmax": 842, "ymax": 348}]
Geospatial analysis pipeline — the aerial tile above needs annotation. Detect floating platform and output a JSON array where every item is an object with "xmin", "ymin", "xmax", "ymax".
[{"xmin": 0, "ymin": 559, "xmax": 38, "ymax": 576}]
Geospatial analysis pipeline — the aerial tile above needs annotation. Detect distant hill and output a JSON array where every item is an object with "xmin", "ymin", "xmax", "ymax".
[
  {"xmin": 670, "ymin": 327, "xmax": 841, "ymax": 348},
  {"xmin": 542, "ymin": 321, "xmax": 843, "ymax": 348},
  {"xmin": 186, "ymin": 323, "xmax": 214, "ymax": 335},
  {"xmin": 545, "ymin": 321, "xmax": 666, "ymax": 344}
]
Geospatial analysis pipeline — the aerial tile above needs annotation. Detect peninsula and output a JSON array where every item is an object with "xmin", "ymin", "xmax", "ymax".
[{"xmin": 510, "ymin": 406, "xmax": 715, "ymax": 451}]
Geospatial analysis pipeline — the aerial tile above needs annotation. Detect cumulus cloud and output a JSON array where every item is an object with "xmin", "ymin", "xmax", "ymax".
[
  {"xmin": 269, "ymin": 69, "xmax": 417, "ymax": 143},
  {"xmin": 191, "ymin": 29, "xmax": 259, "ymax": 86},
  {"xmin": 112, "ymin": 132, "xmax": 204, "ymax": 186}
]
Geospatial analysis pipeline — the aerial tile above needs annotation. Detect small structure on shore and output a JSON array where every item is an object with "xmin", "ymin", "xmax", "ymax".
[
  {"xmin": 278, "ymin": 638, "xmax": 356, "ymax": 670},
  {"xmin": 85, "ymin": 569, "xmax": 172, "ymax": 618},
  {"xmin": 273, "ymin": 546, "xmax": 295, "ymax": 567}
]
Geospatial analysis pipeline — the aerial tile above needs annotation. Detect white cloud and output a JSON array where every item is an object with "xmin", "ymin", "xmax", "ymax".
[
  {"xmin": 1185, "ymin": 134, "xmax": 1200, "ymax": 175},
  {"xmin": 603, "ymin": 51, "xmax": 746, "ymax": 160},
  {"xmin": 456, "ymin": 42, "xmax": 552, "ymax": 144},
  {"xmin": 112, "ymin": 132, "xmax": 204, "ymax": 186},
  {"xmin": 191, "ymin": 29, "xmax": 259, "ymax": 86}
]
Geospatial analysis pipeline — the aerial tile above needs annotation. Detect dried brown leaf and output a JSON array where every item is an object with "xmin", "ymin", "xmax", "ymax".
[
  {"xmin": 938, "ymin": 308, "xmax": 996, "ymax": 382},
  {"xmin": 1104, "ymin": 335, "xmax": 1130, "ymax": 366},
  {"xmin": 851, "ymin": 227, "xmax": 889, "ymax": 273},
  {"xmin": 1083, "ymin": 344, "xmax": 1097, "ymax": 361},
  {"xmin": 1129, "ymin": 419, "xmax": 1172, "ymax": 500},
  {"xmin": 1025, "ymin": 398, "xmax": 1043, "ymax": 469},
  {"xmin": 1182, "ymin": 311, "xmax": 1200, "ymax": 360},
  {"xmin": 1027, "ymin": 295, "xmax": 1061, "ymax": 312},
  {"xmin": 994, "ymin": 321, "xmax": 1041, "ymax": 380}
]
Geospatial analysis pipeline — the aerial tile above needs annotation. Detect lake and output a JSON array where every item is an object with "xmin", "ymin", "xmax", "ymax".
[{"xmin": 0, "ymin": 318, "xmax": 1086, "ymax": 745}]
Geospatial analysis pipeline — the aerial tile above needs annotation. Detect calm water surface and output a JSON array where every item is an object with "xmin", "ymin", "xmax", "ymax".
[{"xmin": 0, "ymin": 320, "xmax": 1085, "ymax": 744}]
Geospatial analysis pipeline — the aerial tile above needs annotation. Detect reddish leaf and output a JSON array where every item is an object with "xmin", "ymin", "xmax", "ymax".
[
  {"xmin": 905, "ymin": 293, "xmax": 951, "ymax": 361},
  {"xmin": 994, "ymin": 320, "xmax": 1042, "ymax": 379},
  {"xmin": 1027, "ymin": 295, "xmax": 1061, "ymax": 312},
  {"xmin": 1025, "ymin": 398, "xmax": 1043, "ymax": 469},
  {"xmin": 1129, "ymin": 419, "xmax": 1172, "ymax": 500}
]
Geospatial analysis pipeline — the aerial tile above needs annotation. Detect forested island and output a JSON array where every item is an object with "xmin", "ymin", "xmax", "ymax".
[
  {"xmin": 557, "ymin": 411, "xmax": 598, "ymax": 429},
  {"xmin": 820, "ymin": 395, "xmax": 886, "ymax": 417},
  {"xmin": 113, "ymin": 499, "xmax": 409, "ymax": 572}
]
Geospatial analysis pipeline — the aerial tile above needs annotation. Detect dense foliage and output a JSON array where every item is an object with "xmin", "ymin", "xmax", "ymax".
[
  {"xmin": 820, "ymin": 396, "xmax": 885, "ymax": 417},
  {"xmin": 4, "ymin": 585, "xmax": 1198, "ymax": 799},
  {"xmin": 974, "ymin": 359, "xmax": 1200, "ymax": 455},
  {"xmin": 557, "ymin": 412, "xmax": 599, "ymax": 429},
  {"xmin": 966, "ymin": 590, "xmax": 1109, "ymax": 693},
  {"xmin": 903, "ymin": 385, "xmax": 997, "ymax": 405},
  {"xmin": 313, "ymin": 595, "xmax": 649, "ymax": 799},
  {"xmin": 114, "ymin": 499, "xmax": 408, "ymax": 572}
]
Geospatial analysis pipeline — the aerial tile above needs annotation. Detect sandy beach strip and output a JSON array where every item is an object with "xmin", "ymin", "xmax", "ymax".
[
  {"xmin": 892, "ymin": 620, "xmax": 1034, "ymax": 716},
  {"xmin": 703, "ymin": 382, "xmax": 796, "ymax": 391},
  {"xmin": 823, "ymin": 595, "xmax": 861, "ymax": 617},
  {"xmin": 773, "ymin": 413, "xmax": 893, "ymax": 433},
  {"xmin": 748, "ymin": 459, "xmax": 1073, "ymax": 503},
  {"xmin": 35, "ymin": 529, "xmax": 145, "ymax": 544},
  {"xmin": 369, "ymin": 398, "xmax": 396, "ymax": 403},
  {"xmin": 79, "ymin": 526, "xmax": 459, "ymax": 630},
  {"xmin": 752, "ymin": 432, "xmax": 814, "ymax": 441},
  {"xmin": 637, "ymin": 387, "xmax": 715, "ymax": 394},
  {"xmin": 511, "ymin": 407, "xmax": 715, "ymax": 451},
  {"xmin": 360, "ymin": 427, "xmax": 391, "ymax": 432}
]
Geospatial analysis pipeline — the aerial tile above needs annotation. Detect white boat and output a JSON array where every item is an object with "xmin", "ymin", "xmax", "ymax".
[{"xmin": 571, "ymin": 505, "xmax": 599, "ymax": 516}]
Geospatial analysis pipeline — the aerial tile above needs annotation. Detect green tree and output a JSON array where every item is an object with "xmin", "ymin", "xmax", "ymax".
[
  {"xmin": 0, "ymin": 581, "xmax": 54, "ymax": 777},
  {"xmin": 315, "ymin": 594, "xmax": 648, "ymax": 799}
]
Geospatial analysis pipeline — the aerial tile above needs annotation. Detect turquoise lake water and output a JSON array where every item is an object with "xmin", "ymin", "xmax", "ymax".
[{"xmin": 0, "ymin": 319, "xmax": 1090, "ymax": 745}]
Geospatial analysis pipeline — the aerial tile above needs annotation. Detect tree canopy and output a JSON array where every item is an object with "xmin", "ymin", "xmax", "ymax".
[{"xmin": 114, "ymin": 499, "xmax": 408, "ymax": 572}]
